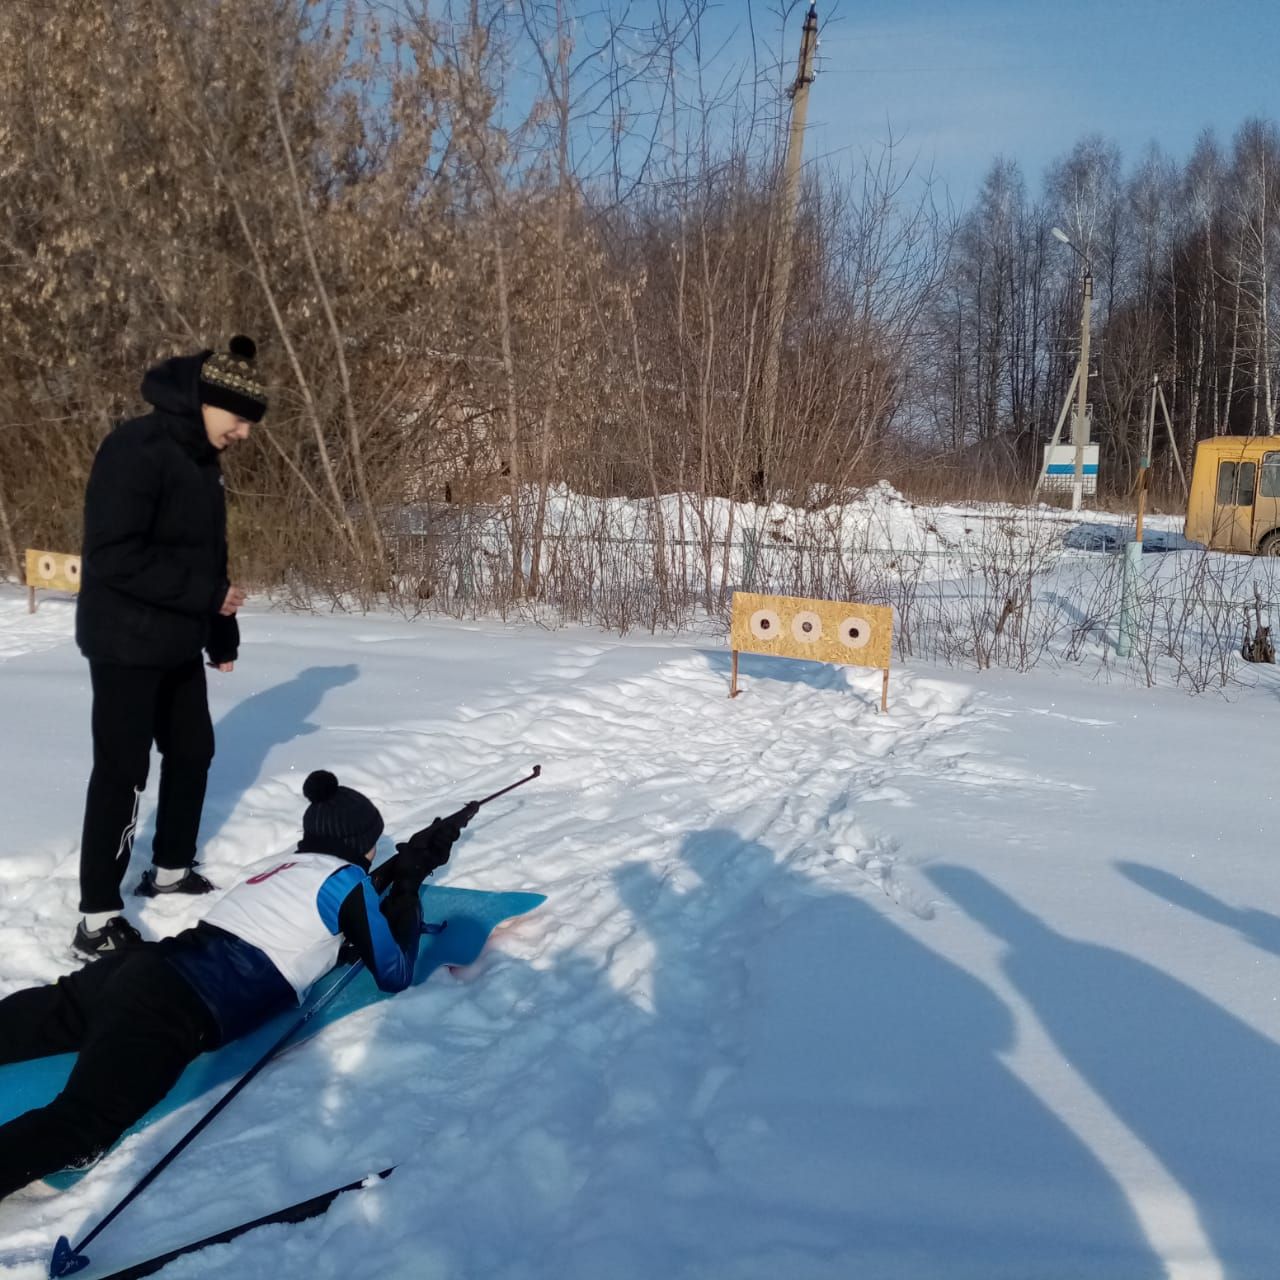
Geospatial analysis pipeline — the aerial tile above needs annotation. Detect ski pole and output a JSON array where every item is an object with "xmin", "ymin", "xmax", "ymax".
[
  {"xmin": 50, "ymin": 960, "xmax": 368, "ymax": 1278},
  {"xmin": 94, "ymin": 1166, "xmax": 397, "ymax": 1280}
]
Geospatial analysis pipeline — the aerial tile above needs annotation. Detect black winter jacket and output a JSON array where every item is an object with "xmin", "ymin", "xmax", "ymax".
[{"xmin": 75, "ymin": 352, "xmax": 240, "ymax": 669}]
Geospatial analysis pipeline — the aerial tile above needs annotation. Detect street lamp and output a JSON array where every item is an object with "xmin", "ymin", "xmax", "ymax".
[{"xmin": 1051, "ymin": 226, "xmax": 1093, "ymax": 512}]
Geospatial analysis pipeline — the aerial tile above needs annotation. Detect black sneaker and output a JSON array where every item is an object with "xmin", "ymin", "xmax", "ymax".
[
  {"xmin": 135, "ymin": 866, "xmax": 216, "ymax": 898},
  {"xmin": 73, "ymin": 916, "xmax": 143, "ymax": 957}
]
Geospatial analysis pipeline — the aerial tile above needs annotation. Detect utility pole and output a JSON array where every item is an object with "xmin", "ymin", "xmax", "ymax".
[
  {"xmin": 1135, "ymin": 372, "xmax": 1158, "ymax": 545},
  {"xmin": 756, "ymin": 1, "xmax": 818, "ymax": 496},
  {"xmin": 1048, "ymin": 227, "xmax": 1094, "ymax": 511},
  {"xmin": 1071, "ymin": 268, "xmax": 1094, "ymax": 512},
  {"xmin": 1117, "ymin": 373, "xmax": 1158, "ymax": 659}
]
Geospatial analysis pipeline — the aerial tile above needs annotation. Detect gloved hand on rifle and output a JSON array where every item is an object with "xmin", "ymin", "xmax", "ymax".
[{"xmin": 370, "ymin": 800, "xmax": 481, "ymax": 895}]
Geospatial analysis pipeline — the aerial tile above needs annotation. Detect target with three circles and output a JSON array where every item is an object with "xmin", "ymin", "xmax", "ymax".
[{"xmin": 729, "ymin": 591, "xmax": 893, "ymax": 710}]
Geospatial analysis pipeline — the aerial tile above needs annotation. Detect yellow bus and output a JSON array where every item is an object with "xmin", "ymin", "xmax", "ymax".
[{"xmin": 1185, "ymin": 436, "xmax": 1280, "ymax": 555}]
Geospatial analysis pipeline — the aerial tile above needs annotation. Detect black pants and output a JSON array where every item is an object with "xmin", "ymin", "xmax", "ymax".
[
  {"xmin": 0, "ymin": 948, "xmax": 216, "ymax": 1200},
  {"xmin": 80, "ymin": 659, "xmax": 215, "ymax": 913}
]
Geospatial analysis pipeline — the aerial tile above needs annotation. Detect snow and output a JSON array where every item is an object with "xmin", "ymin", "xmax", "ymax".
[
  {"xmin": 1, "ymin": 584, "xmax": 1279, "ymax": 1278},
  {"xmin": 401, "ymin": 482, "xmax": 1279, "ymax": 691},
  {"xmin": 531, "ymin": 480, "xmax": 1194, "ymax": 566}
]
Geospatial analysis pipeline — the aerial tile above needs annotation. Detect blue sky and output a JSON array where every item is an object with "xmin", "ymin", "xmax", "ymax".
[{"xmin": 699, "ymin": 0, "xmax": 1280, "ymax": 205}]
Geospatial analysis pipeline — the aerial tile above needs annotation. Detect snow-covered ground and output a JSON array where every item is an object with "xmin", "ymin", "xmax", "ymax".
[{"xmin": 1, "ymin": 587, "xmax": 1279, "ymax": 1279}]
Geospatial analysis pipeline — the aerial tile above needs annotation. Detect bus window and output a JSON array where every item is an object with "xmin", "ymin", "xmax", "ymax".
[
  {"xmin": 1261, "ymin": 452, "xmax": 1280, "ymax": 497},
  {"xmin": 1217, "ymin": 461, "xmax": 1256, "ymax": 506}
]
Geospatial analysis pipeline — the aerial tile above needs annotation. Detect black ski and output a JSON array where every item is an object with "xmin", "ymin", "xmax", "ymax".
[{"xmin": 84, "ymin": 1167, "xmax": 395, "ymax": 1280}]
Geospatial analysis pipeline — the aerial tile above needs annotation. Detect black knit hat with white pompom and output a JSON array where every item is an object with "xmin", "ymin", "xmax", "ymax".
[
  {"xmin": 299, "ymin": 770, "xmax": 384, "ymax": 862},
  {"xmin": 199, "ymin": 334, "xmax": 268, "ymax": 423}
]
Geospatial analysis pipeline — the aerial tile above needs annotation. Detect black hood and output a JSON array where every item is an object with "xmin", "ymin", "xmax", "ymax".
[{"xmin": 140, "ymin": 350, "xmax": 213, "ymax": 421}]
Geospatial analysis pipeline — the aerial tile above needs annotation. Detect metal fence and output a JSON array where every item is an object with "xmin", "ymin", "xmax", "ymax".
[{"xmin": 386, "ymin": 503, "xmax": 1280, "ymax": 691}]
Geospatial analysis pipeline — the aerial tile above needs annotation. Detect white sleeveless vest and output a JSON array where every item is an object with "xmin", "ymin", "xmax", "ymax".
[{"xmin": 202, "ymin": 852, "xmax": 355, "ymax": 998}]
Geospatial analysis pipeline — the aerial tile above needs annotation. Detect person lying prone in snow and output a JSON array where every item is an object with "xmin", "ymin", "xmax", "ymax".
[{"xmin": 0, "ymin": 770, "xmax": 477, "ymax": 1202}]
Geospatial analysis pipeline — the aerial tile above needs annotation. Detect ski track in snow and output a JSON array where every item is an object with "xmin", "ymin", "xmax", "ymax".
[{"xmin": 0, "ymin": 590, "xmax": 1278, "ymax": 1278}]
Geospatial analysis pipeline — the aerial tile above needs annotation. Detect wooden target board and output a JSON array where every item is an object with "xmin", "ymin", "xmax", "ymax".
[
  {"xmin": 25, "ymin": 549, "xmax": 81, "ymax": 613},
  {"xmin": 729, "ymin": 591, "xmax": 894, "ymax": 709}
]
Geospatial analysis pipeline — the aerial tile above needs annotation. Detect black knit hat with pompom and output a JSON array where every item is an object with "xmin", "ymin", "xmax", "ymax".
[
  {"xmin": 199, "ymin": 334, "xmax": 268, "ymax": 423},
  {"xmin": 299, "ymin": 769, "xmax": 384, "ymax": 862}
]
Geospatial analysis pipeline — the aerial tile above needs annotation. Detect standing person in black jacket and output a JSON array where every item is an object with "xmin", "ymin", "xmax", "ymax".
[{"xmin": 73, "ymin": 336, "xmax": 268, "ymax": 957}]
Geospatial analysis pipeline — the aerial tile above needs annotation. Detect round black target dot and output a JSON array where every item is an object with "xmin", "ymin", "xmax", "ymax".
[
  {"xmin": 749, "ymin": 609, "xmax": 782, "ymax": 641},
  {"xmin": 838, "ymin": 615, "xmax": 873, "ymax": 650},
  {"xmin": 791, "ymin": 610, "xmax": 822, "ymax": 643}
]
